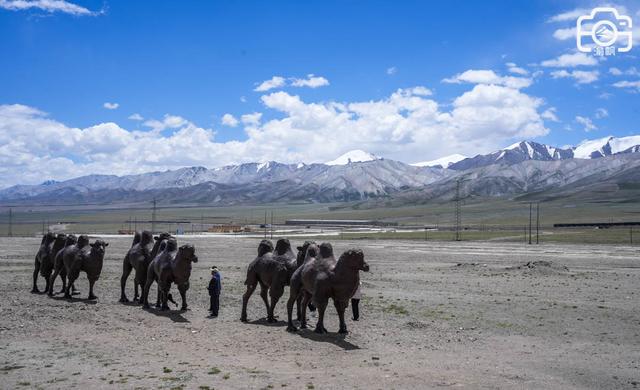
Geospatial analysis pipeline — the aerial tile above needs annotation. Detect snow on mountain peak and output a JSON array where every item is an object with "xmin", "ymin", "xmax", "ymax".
[
  {"xmin": 326, "ymin": 150, "xmax": 380, "ymax": 165},
  {"xmin": 411, "ymin": 154, "xmax": 467, "ymax": 168},
  {"xmin": 573, "ymin": 136, "xmax": 614, "ymax": 159}
]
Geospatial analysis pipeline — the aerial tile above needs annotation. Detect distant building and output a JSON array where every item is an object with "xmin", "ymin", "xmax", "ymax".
[
  {"xmin": 208, "ymin": 224, "xmax": 244, "ymax": 233},
  {"xmin": 284, "ymin": 219, "xmax": 397, "ymax": 227}
]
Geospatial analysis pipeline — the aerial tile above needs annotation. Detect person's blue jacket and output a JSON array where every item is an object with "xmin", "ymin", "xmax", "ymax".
[{"xmin": 208, "ymin": 272, "xmax": 221, "ymax": 296}]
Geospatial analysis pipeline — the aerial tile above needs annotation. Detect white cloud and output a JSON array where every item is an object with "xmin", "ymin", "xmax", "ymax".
[
  {"xmin": 550, "ymin": 69, "xmax": 599, "ymax": 84},
  {"xmin": 0, "ymin": 84, "xmax": 551, "ymax": 187},
  {"xmin": 575, "ymin": 115, "xmax": 597, "ymax": 132},
  {"xmin": 254, "ymin": 76, "xmax": 286, "ymax": 92},
  {"xmin": 505, "ymin": 62, "xmax": 528, "ymax": 75},
  {"xmin": 599, "ymin": 92, "xmax": 614, "ymax": 99},
  {"xmin": 0, "ymin": 0, "xmax": 98, "ymax": 15},
  {"xmin": 547, "ymin": 8, "xmax": 589, "ymax": 23},
  {"xmin": 386, "ymin": 66, "xmax": 397, "ymax": 75},
  {"xmin": 103, "ymin": 102, "xmax": 119, "ymax": 110},
  {"xmin": 552, "ymin": 27, "xmax": 576, "ymax": 40},
  {"xmin": 241, "ymin": 112, "xmax": 262, "ymax": 126},
  {"xmin": 240, "ymin": 96, "xmax": 247, "ymax": 103},
  {"xmin": 540, "ymin": 52, "xmax": 598, "ymax": 67},
  {"xmin": 221, "ymin": 113, "xmax": 239, "ymax": 127},
  {"xmin": 128, "ymin": 113, "xmax": 144, "ymax": 121},
  {"xmin": 143, "ymin": 114, "xmax": 188, "ymax": 132},
  {"xmin": 609, "ymin": 67, "xmax": 640, "ymax": 76},
  {"xmin": 290, "ymin": 74, "xmax": 329, "ymax": 88},
  {"xmin": 595, "ymin": 108, "xmax": 609, "ymax": 119},
  {"xmin": 612, "ymin": 80, "xmax": 640, "ymax": 91},
  {"xmin": 443, "ymin": 69, "xmax": 532, "ymax": 89},
  {"xmin": 541, "ymin": 107, "xmax": 559, "ymax": 122}
]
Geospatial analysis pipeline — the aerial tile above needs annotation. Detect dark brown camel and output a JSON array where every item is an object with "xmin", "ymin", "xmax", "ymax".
[
  {"xmin": 39, "ymin": 233, "xmax": 66, "ymax": 293},
  {"xmin": 241, "ymin": 239, "xmax": 299, "ymax": 323},
  {"xmin": 142, "ymin": 239, "xmax": 198, "ymax": 311},
  {"xmin": 119, "ymin": 230, "xmax": 156, "ymax": 303},
  {"xmin": 32, "ymin": 232, "xmax": 56, "ymax": 293},
  {"xmin": 286, "ymin": 243, "xmax": 369, "ymax": 334},
  {"xmin": 63, "ymin": 235, "xmax": 109, "ymax": 300},
  {"xmin": 48, "ymin": 234, "xmax": 78, "ymax": 296}
]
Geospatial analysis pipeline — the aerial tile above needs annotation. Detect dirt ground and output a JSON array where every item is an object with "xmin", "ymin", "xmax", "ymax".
[{"xmin": 0, "ymin": 236, "xmax": 639, "ymax": 389}]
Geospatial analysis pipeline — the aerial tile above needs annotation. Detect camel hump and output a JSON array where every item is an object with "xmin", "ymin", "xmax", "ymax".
[
  {"xmin": 77, "ymin": 235, "xmax": 90, "ymax": 248},
  {"xmin": 258, "ymin": 240, "xmax": 274, "ymax": 256},
  {"xmin": 164, "ymin": 238, "xmax": 178, "ymax": 252},
  {"xmin": 140, "ymin": 230, "xmax": 153, "ymax": 245},
  {"xmin": 274, "ymin": 238, "xmax": 291, "ymax": 255},
  {"xmin": 319, "ymin": 242, "xmax": 333, "ymax": 258}
]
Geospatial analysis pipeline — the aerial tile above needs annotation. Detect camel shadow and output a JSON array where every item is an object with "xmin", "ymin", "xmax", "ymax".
[
  {"xmin": 142, "ymin": 307, "xmax": 189, "ymax": 323},
  {"xmin": 247, "ymin": 317, "xmax": 288, "ymax": 327},
  {"xmin": 294, "ymin": 328, "xmax": 360, "ymax": 351},
  {"xmin": 49, "ymin": 295, "xmax": 98, "ymax": 305}
]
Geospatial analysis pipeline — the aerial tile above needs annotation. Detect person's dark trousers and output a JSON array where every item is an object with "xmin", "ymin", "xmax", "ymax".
[
  {"xmin": 351, "ymin": 298, "xmax": 360, "ymax": 321},
  {"xmin": 209, "ymin": 293, "xmax": 219, "ymax": 317}
]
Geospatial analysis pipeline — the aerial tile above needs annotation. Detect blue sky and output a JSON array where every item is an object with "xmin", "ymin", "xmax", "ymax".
[{"xmin": 0, "ymin": 0, "xmax": 639, "ymax": 187}]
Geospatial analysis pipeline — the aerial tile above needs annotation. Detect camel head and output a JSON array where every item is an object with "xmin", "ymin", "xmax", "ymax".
[
  {"xmin": 64, "ymin": 234, "xmax": 77, "ymax": 246},
  {"xmin": 319, "ymin": 242, "xmax": 333, "ymax": 258},
  {"xmin": 274, "ymin": 238, "xmax": 291, "ymax": 255},
  {"xmin": 257, "ymin": 239, "xmax": 274, "ymax": 256},
  {"xmin": 340, "ymin": 249, "xmax": 369, "ymax": 272},
  {"xmin": 77, "ymin": 234, "xmax": 90, "ymax": 248},
  {"xmin": 164, "ymin": 238, "xmax": 178, "ymax": 252},
  {"xmin": 154, "ymin": 232, "xmax": 173, "ymax": 243},
  {"xmin": 140, "ymin": 230, "xmax": 153, "ymax": 245},
  {"xmin": 89, "ymin": 240, "xmax": 109, "ymax": 256},
  {"xmin": 305, "ymin": 243, "xmax": 319, "ymax": 260},
  {"xmin": 42, "ymin": 232, "xmax": 56, "ymax": 245},
  {"xmin": 178, "ymin": 244, "xmax": 198, "ymax": 263}
]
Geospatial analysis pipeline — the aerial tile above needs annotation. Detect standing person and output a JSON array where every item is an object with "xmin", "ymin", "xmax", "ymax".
[
  {"xmin": 351, "ymin": 281, "xmax": 362, "ymax": 321},
  {"xmin": 208, "ymin": 266, "xmax": 221, "ymax": 317}
]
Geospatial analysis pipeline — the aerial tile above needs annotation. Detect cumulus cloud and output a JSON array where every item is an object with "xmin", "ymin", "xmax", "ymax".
[
  {"xmin": 541, "ymin": 107, "xmax": 559, "ymax": 122},
  {"xmin": 221, "ymin": 113, "xmax": 239, "ymax": 127},
  {"xmin": 254, "ymin": 76, "xmax": 286, "ymax": 92},
  {"xmin": 0, "ymin": 82, "xmax": 552, "ymax": 187},
  {"xmin": 609, "ymin": 67, "xmax": 640, "ymax": 76},
  {"xmin": 290, "ymin": 74, "xmax": 329, "ymax": 88},
  {"xmin": 505, "ymin": 62, "xmax": 528, "ymax": 75},
  {"xmin": 387, "ymin": 66, "xmax": 397, "ymax": 75},
  {"xmin": 547, "ymin": 8, "xmax": 589, "ymax": 23},
  {"xmin": 550, "ymin": 69, "xmax": 599, "ymax": 84},
  {"xmin": 103, "ymin": 102, "xmax": 119, "ymax": 110},
  {"xmin": 443, "ymin": 69, "xmax": 532, "ymax": 89},
  {"xmin": 255, "ymin": 74, "xmax": 330, "ymax": 91},
  {"xmin": 595, "ymin": 108, "xmax": 609, "ymax": 119},
  {"xmin": 143, "ymin": 114, "xmax": 188, "ymax": 132},
  {"xmin": 540, "ymin": 52, "xmax": 598, "ymax": 67},
  {"xmin": 0, "ymin": 0, "xmax": 99, "ymax": 15},
  {"xmin": 575, "ymin": 115, "xmax": 597, "ymax": 132},
  {"xmin": 128, "ymin": 113, "xmax": 144, "ymax": 121},
  {"xmin": 612, "ymin": 80, "xmax": 640, "ymax": 91},
  {"xmin": 552, "ymin": 27, "xmax": 576, "ymax": 40}
]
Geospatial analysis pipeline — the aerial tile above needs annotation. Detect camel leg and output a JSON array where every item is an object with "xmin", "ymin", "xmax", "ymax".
[
  {"xmin": 178, "ymin": 284, "xmax": 188, "ymax": 311},
  {"xmin": 43, "ymin": 271, "xmax": 51, "ymax": 295},
  {"xmin": 119, "ymin": 260, "xmax": 132, "ymax": 303},
  {"xmin": 31, "ymin": 258, "xmax": 40, "ymax": 293},
  {"xmin": 65, "ymin": 271, "xmax": 79, "ymax": 299},
  {"xmin": 88, "ymin": 279, "xmax": 97, "ymax": 300},
  {"xmin": 133, "ymin": 280, "xmax": 140, "ymax": 302},
  {"xmin": 314, "ymin": 298, "xmax": 328, "ymax": 334},
  {"xmin": 286, "ymin": 286, "xmax": 300, "ymax": 332},
  {"xmin": 335, "ymin": 299, "xmax": 348, "ymax": 334},
  {"xmin": 160, "ymin": 285, "xmax": 170, "ymax": 311},
  {"xmin": 258, "ymin": 281, "xmax": 270, "ymax": 320},
  {"xmin": 142, "ymin": 277, "xmax": 153, "ymax": 309},
  {"xmin": 300, "ymin": 291, "xmax": 312, "ymax": 329},
  {"xmin": 48, "ymin": 268, "xmax": 60, "ymax": 296},
  {"xmin": 268, "ymin": 283, "xmax": 284, "ymax": 323},
  {"xmin": 240, "ymin": 282, "xmax": 257, "ymax": 322}
]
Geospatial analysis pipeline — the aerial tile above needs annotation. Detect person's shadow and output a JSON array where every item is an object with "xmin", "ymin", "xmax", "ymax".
[{"xmin": 247, "ymin": 317, "xmax": 288, "ymax": 327}]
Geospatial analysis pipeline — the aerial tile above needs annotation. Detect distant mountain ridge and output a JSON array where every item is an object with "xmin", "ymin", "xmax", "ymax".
[{"xmin": 1, "ymin": 135, "xmax": 639, "ymax": 205}]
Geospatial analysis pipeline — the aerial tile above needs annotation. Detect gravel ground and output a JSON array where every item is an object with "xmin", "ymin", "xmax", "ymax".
[{"xmin": 0, "ymin": 236, "xmax": 639, "ymax": 389}]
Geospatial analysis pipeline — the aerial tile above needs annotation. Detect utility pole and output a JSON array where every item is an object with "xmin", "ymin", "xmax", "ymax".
[
  {"xmin": 630, "ymin": 227, "xmax": 633, "ymax": 245},
  {"xmin": 455, "ymin": 179, "xmax": 461, "ymax": 241},
  {"xmin": 270, "ymin": 210, "xmax": 274, "ymax": 239},
  {"xmin": 8, "ymin": 208, "xmax": 12, "ymax": 237},
  {"xmin": 264, "ymin": 210, "xmax": 267, "ymax": 239},
  {"xmin": 151, "ymin": 198, "xmax": 157, "ymax": 233},
  {"xmin": 424, "ymin": 226, "xmax": 428, "ymax": 241},
  {"xmin": 536, "ymin": 203, "xmax": 540, "ymax": 245},
  {"xmin": 528, "ymin": 203, "xmax": 532, "ymax": 245}
]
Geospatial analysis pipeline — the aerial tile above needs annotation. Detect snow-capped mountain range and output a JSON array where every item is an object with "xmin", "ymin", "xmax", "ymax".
[{"xmin": 1, "ymin": 135, "xmax": 639, "ymax": 205}]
